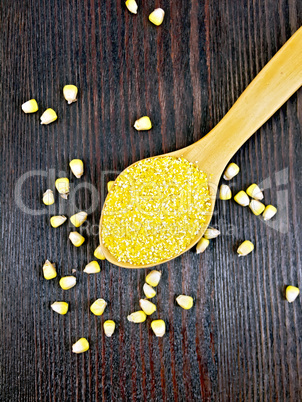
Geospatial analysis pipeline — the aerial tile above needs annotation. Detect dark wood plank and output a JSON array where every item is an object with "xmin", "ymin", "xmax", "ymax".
[{"xmin": 0, "ymin": 0, "xmax": 301, "ymax": 401}]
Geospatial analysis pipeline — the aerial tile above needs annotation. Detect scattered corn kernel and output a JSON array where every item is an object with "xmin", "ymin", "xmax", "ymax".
[
  {"xmin": 234, "ymin": 190, "xmax": 249, "ymax": 206},
  {"xmin": 246, "ymin": 183, "xmax": 263, "ymax": 200},
  {"xmin": 127, "ymin": 311, "xmax": 147, "ymax": 323},
  {"xmin": 151, "ymin": 319, "xmax": 165, "ymax": 337},
  {"xmin": 103, "ymin": 320, "xmax": 116, "ymax": 337},
  {"xmin": 43, "ymin": 189, "xmax": 55, "ymax": 205},
  {"xmin": 107, "ymin": 181, "xmax": 114, "ymax": 191},
  {"xmin": 42, "ymin": 260, "xmax": 57, "ymax": 280},
  {"xmin": 262, "ymin": 205, "xmax": 277, "ymax": 221},
  {"xmin": 176, "ymin": 295, "xmax": 194, "ymax": 310},
  {"xmin": 94, "ymin": 245, "xmax": 106, "ymax": 260},
  {"xmin": 70, "ymin": 211, "xmax": 87, "ymax": 227},
  {"xmin": 101, "ymin": 157, "xmax": 211, "ymax": 265},
  {"xmin": 196, "ymin": 237, "xmax": 209, "ymax": 254},
  {"xmin": 63, "ymin": 84, "xmax": 78, "ymax": 104},
  {"xmin": 90, "ymin": 299, "xmax": 107, "ymax": 316},
  {"xmin": 143, "ymin": 283, "xmax": 156, "ymax": 299},
  {"xmin": 55, "ymin": 178, "xmax": 69, "ymax": 199},
  {"xmin": 249, "ymin": 200, "xmax": 265, "ymax": 216},
  {"xmin": 237, "ymin": 240, "xmax": 254, "ymax": 256},
  {"xmin": 134, "ymin": 116, "xmax": 152, "ymax": 131},
  {"xmin": 51, "ymin": 301, "xmax": 69, "ymax": 315},
  {"xmin": 22, "ymin": 99, "xmax": 39, "ymax": 113},
  {"xmin": 204, "ymin": 227, "xmax": 220, "ymax": 239},
  {"xmin": 125, "ymin": 0, "xmax": 138, "ymax": 14},
  {"xmin": 40, "ymin": 108, "xmax": 57, "ymax": 125},
  {"xmin": 59, "ymin": 276, "xmax": 76, "ymax": 290},
  {"xmin": 139, "ymin": 299, "xmax": 157, "ymax": 315},
  {"xmin": 223, "ymin": 163, "xmax": 240, "ymax": 180},
  {"xmin": 50, "ymin": 215, "xmax": 67, "ymax": 228},
  {"xmin": 219, "ymin": 184, "xmax": 232, "ymax": 200},
  {"xmin": 83, "ymin": 261, "xmax": 101, "ymax": 274},
  {"xmin": 146, "ymin": 270, "xmax": 161, "ymax": 287},
  {"xmin": 69, "ymin": 231, "xmax": 85, "ymax": 247},
  {"xmin": 285, "ymin": 286, "xmax": 300, "ymax": 303},
  {"xmin": 149, "ymin": 8, "xmax": 165, "ymax": 26},
  {"xmin": 72, "ymin": 338, "xmax": 89, "ymax": 354},
  {"xmin": 69, "ymin": 159, "xmax": 84, "ymax": 178}
]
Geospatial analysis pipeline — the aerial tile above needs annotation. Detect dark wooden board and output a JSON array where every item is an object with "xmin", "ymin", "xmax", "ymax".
[{"xmin": 0, "ymin": 1, "xmax": 301, "ymax": 401}]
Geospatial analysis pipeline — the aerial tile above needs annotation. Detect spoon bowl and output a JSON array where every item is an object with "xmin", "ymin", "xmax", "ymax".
[{"xmin": 99, "ymin": 27, "xmax": 302, "ymax": 268}]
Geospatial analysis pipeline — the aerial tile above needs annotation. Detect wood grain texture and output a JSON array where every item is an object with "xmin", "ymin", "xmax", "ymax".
[{"xmin": 0, "ymin": 1, "xmax": 301, "ymax": 401}]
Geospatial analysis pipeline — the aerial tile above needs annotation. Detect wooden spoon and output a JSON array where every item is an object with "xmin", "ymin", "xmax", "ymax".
[{"xmin": 99, "ymin": 27, "xmax": 302, "ymax": 268}]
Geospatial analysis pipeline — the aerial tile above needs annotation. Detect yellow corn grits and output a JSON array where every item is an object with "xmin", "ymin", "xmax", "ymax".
[{"xmin": 101, "ymin": 156, "xmax": 211, "ymax": 265}]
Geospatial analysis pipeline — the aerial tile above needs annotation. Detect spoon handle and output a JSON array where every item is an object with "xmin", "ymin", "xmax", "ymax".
[{"xmin": 202, "ymin": 26, "xmax": 302, "ymax": 170}]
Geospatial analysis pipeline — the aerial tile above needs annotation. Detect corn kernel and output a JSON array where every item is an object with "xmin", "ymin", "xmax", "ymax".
[
  {"xmin": 22, "ymin": 99, "xmax": 39, "ymax": 113},
  {"xmin": 149, "ymin": 8, "xmax": 165, "ymax": 26},
  {"xmin": 69, "ymin": 159, "xmax": 84, "ymax": 178},
  {"xmin": 107, "ymin": 181, "xmax": 114, "ymax": 191},
  {"xmin": 285, "ymin": 286, "xmax": 300, "ymax": 303},
  {"xmin": 40, "ymin": 108, "xmax": 57, "ymax": 125},
  {"xmin": 69, "ymin": 231, "xmax": 85, "ymax": 247},
  {"xmin": 134, "ymin": 116, "xmax": 152, "ymax": 131},
  {"xmin": 42, "ymin": 189, "xmax": 55, "ymax": 205},
  {"xmin": 237, "ymin": 240, "xmax": 254, "ymax": 256},
  {"xmin": 90, "ymin": 299, "xmax": 107, "ymax": 316},
  {"xmin": 139, "ymin": 299, "xmax": 157, "ymax": 315},
  {"xmin": 219, "ymin": 184, "xmax": 232, "ymax": 200},
  {"xmin": 196, "ymin": 237, "xmax": 209, "ymax": 254},
  {"xmin": 70, "ymin": 211, "xmax": 87, "ymax": 227},
  {"xmin": 127, "ymin": 311, "xmax": 147, "ymax": 323},
  {"xmin": 55, "ymin": 178, "xmax": 69, "ymax": 199},
  {"xmin": 151, "ymin": 319, "xmax": 165, "ymax": 337},
  {"xmin": 143, "ymin": 283, "xmax": 156, "ymax": 299},
  {"xmin": 59, "ymin": 276, "xmax": 76, "ymax": 290},
  {"xmin": 125, "ymin": 0, "xmax": 138, "ymax": 14},
  {"xmin": 176, "ymin": 295, "xmax": 194, "ymax": 310},
  {"xmin": 63, "ymin": 85, "xmax": 78, "ymax": 104},
  {"xmin": 234, "ymin": 190, "xmax": 249, "ymax": 206},
  {"xmin": 262, "ymin": 205, "xmax": 277, "ymax": 221},
  {"xmin": 51, "ymin": 301, "xmax": 69, "ymax": 315},
  {"xmin": 83, "ymin": 261, "xmax": 101, "ymax": 274},
  {"xmin": 94, "ymin": 245, "xmax": 106, "ymax": 260},
  {"xmin": 42, "ymin": 260, "xmax": 57, "ymax": 280},
  {"xmin": 203, "ymin": 227, "xmax": 220, "ymax": 239},
  {"xmin": 249, "ymin": 200, "xmax": 265, "ymax": 216},
  {"xmin": 223, "ymin": 163, "xmax": 240, "ymax": 180},
  {"xmin": 72, "ymin": 338, "xmax": 89, "ymax": 354},
  {"xmin": 145, "ymin": 270, "xmax": 161, "ymax": 287},
  {"xmin": 50, "ymin": 215, "xmax": 67, "ymax": 228},
  {"xmin": 246, "ymin": 183, "xmax": 263, "ymax": 200},
  {"xmin": 103, "ymin": 320, "xmax": 116, "ymax": 337}
]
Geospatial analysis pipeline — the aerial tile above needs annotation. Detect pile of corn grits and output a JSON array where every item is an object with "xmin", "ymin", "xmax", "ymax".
[{"xmin": 101, "ymin": 156, "xmax": 211, "ymax": 265}]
